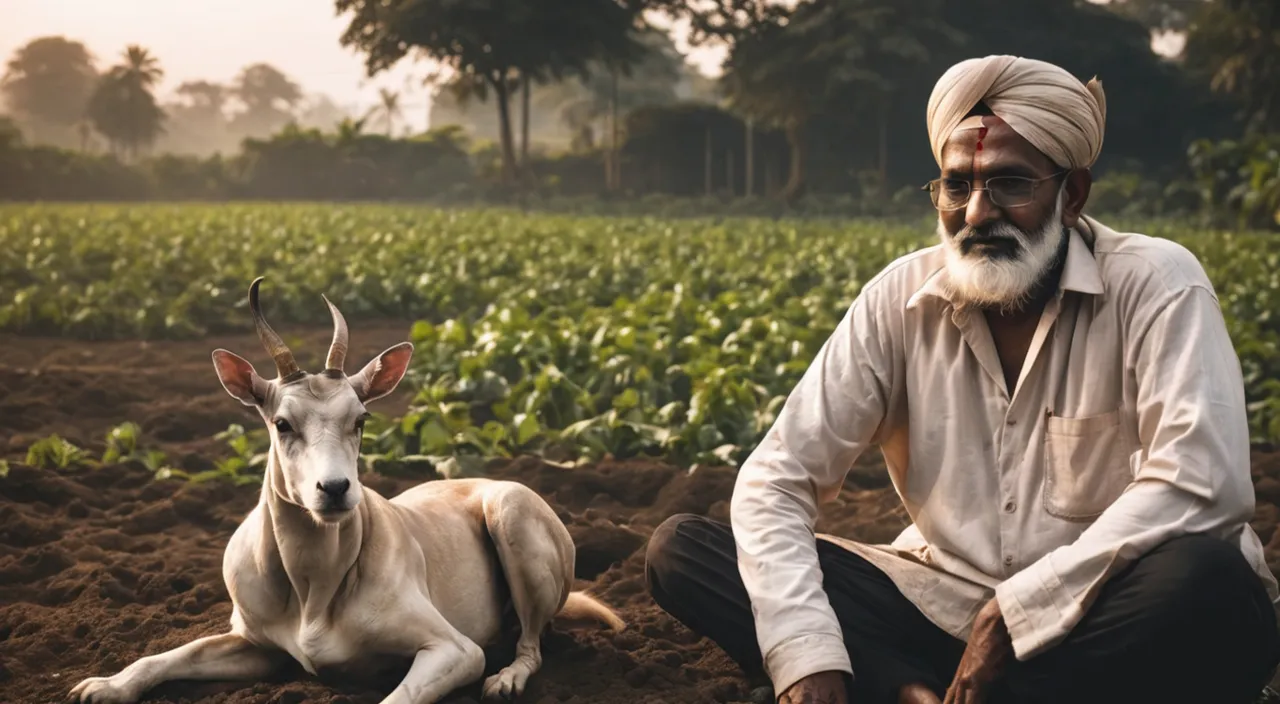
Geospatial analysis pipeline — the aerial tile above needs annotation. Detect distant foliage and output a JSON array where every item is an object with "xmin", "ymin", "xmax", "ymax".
[
  {"xmin": 0, "ymin": 120, "xmax": 477, "ymax": 202},
  {"xmin": 0, "ymin": 36, "xmax": 99, "ymax": 148},
  {"xmin": 1188, "ymin": 133, "xmax": 1280, "ymax": 230}
]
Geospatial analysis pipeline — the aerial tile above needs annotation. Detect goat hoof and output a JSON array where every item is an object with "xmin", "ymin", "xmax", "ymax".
[
  {"xmin": 482, "ymin": 666, "xmax": 531, "ymax": 700},
  {"xmin": 67, "ymin": 676, "xmax": 138, "ymax": 704}
]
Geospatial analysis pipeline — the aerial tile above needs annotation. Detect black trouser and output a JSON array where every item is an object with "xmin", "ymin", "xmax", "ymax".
[{"xmin": 644, "ymin": 514, "xmax": 1280, "ymax": 704}]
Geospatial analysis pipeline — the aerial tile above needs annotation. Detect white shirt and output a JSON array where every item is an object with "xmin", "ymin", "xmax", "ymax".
[{"xmin": 729, "ymin": 215, "xmax": 1279, "ymax": 696}]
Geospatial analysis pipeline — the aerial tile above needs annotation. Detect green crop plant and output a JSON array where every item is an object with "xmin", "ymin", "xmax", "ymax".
[{"xmin": 2, "ymin": 204, "xmax": 1277, "ymax": 471}]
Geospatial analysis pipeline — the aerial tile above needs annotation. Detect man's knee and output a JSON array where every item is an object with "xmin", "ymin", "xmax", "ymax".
[
  {"xmin": 644, "ymin": 513, "xmax": 709, "ymax": 592},
  {"xmin": 1120, "ymin": 533, "xmax": 1275, "ymax": 640},
  {"xmin": 1138, "ymin": 533, "xmax": 1256, "ymax": 599}
]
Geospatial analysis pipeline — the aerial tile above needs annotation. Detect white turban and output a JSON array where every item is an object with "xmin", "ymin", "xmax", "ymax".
[{"xmin": 926, "ymin": 55, "xmax": 1107, "ymax": 170}]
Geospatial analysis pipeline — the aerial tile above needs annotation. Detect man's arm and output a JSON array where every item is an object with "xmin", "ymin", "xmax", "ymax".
[
  {"xmin": 730, "ymin": 287, "xmax": 898, "ymax": 696},
  {"xmin": 995, "ymin": 282, "xmax": 1257, "ymax": 660}
]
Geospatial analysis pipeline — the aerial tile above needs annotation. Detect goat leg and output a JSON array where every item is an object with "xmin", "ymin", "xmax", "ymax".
[
  {"xmin": 378, "ymin": 636, "xmax": 486, "ymax": 704},
  {"xmin": 67, "ymin": 632, "xmax": 285, "ymax": 704}
]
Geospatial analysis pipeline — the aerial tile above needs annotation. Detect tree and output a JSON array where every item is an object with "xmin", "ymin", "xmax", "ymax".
[
  {"xmin": 547, "ymin": 27, "xmax": 686, "ymax": 184},
  {"xmin": 154, "ymin": 80, "xmax": 233, "ymax": 155},
  {"xmin": 1105, "ymin": 0, "xmax": 1204, "ymax": 33},
  {"xmin": 296, "ymin": 93, "xmax": 353, "ymax": 131},
  {"xmin": 365, "ymin": 88, "xmax": 406, "ymax": 136},
  {"xmin": 85, "ymin": 45, "xmax": 166, "ymax": 161},
  {"xmin": 1183, "ymin": 0, "xmax": 1279, "ymax": 133},
  {"xmin": 0, "ymin": 115, "xmax": 24, "ymax": 151},
  {"xmin": 176, "ymin": 80, "xmax": 229, "ymax": 118},
  {"xmin": 334, "ymin": 0, "xmax": 651, "ymax": 186},
  {"xmin": 229, "ymin": 63, "xmax": 303, "ymax": 138},
  {"xmin": 1, "ymin": 36, "xmax": 99, "ymax": 147},
  {"xmin": 718, "ymin": 0, "xmax": 954, "ymax": 200}
]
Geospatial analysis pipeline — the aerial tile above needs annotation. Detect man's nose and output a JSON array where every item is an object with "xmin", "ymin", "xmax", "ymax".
[
  {"xmin": 964, "ymin": 186, "xmax": 1000, "ymax": 229},
  {"xmin": 317, "ymin": 478, "xmax": 350, "ymax": 498}
]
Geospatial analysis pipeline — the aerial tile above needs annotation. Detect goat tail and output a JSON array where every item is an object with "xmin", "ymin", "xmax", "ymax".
[{"xmin": 556, "ymin": 591, "xmax": 626, "ymax": 632}]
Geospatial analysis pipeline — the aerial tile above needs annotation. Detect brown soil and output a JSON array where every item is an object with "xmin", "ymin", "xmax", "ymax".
[{"xmin": 1, "ymin": 324, "xmax": 1278, "ymax": 703}]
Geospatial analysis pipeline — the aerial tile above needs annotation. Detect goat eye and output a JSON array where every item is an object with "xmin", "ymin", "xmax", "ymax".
[
  {"xmin": 274, "ymin": 418, "xmax": 293, "ymax": 434},
  {"xmin": 354, "ymin": 418, "xmax": 366, "ymax": 433}
]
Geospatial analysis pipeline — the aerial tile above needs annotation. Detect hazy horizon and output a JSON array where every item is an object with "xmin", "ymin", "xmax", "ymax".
[{"xmin": 1, "ymin": 0, "xmax": 727, "ymax": 132}]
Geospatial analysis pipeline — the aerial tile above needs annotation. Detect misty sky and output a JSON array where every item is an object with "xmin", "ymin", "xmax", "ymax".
[{"xmin": 1, "ymin": 0, "xmax": 724, "ymax": 131}]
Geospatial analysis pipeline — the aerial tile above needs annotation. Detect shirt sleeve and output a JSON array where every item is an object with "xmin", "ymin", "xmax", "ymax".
[
  {"xmin": 995, "ymin": 283, "xmax": 1256, "ymax": 659},
  {"xmin": 729, "ymin": 286, "xmax": 898, "ymax": 696}
]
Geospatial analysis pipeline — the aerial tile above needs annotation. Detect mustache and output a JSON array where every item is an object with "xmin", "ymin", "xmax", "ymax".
[
  {"xmin": 952, "ymin": 221, "xmax": 1027, "ymax": 244},
  {"xmin": 952, "ymin": 222, "xmax": 1028, "ymax": 254}
]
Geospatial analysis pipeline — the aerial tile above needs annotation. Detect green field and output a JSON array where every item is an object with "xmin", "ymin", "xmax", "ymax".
[{"xmin": 3, "ymin": 203, "xmax": 1278, "ymax": 471}]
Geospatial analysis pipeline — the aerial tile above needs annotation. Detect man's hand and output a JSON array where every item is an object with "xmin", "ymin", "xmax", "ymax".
[
  {"xmin": 778, "ymin": 671, "xmax": 848, "ymax": 704},
  {"xmin": 943, "ymin": 597, "xmax": 1013, "ymax": 704}
]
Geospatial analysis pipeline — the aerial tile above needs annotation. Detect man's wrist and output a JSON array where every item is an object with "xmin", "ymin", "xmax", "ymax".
[
  {"xmin": 765, "ymin": 632, "xmax": 853, "ymax": 698},
  {"xmin": 777, "ymin": 669, "xmax": 849, "ymax": 703},
  {"xmin": 993, "ymin": 556, "xmax": 1073, "ymax": 660}
]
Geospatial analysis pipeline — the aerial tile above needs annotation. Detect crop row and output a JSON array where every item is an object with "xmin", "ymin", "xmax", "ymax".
[{"xmin": 2, "ymin": 204, "xmax": 1277, "ymax": 468}]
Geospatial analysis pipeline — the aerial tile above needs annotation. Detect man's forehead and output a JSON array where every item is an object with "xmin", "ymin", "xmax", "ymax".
[{"xmin": 941, "ymin": 116, "xmax": 1054, "ymax": 174}]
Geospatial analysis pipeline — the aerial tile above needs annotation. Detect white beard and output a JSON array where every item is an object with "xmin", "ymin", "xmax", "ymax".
[{"xmin": 936, "ymin": 187, "xmax": 1067, "ymax": 312}]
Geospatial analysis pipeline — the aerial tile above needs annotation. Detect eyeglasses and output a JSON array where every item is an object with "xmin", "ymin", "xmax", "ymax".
[{"xmin": 922, "ymin": 171, "xmax": 1067, "ymax": 211}]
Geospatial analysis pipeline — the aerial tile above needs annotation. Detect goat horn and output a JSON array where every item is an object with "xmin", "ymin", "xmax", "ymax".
[
  {"xmin": 248, "ymin": 277, "xmax": 301, "ymax": 380},
  {"xmin": 321, "ymin": 293, "xmax": 348, "ymax": 373}
]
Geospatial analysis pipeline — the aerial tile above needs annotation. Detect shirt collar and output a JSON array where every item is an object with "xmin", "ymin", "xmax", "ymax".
[{"xmin": 906, "ymin": 225, "xmax": 1104, "ymax": 311}]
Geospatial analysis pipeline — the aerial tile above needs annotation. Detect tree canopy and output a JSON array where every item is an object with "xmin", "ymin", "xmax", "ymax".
[
  {"xmin": 1, "ymin": 36, "xmax": 99, "ymax": 147},
  {"xmin": 334, "ymin": 0, "xmax": 653, "ymax": 183},
  {"xmin": 85, "ymin": 45, "xmax": 166, "ymax": 161},
  {"xmin": 1183, "ymin": 0, "xmax": 1279, "ymax": 133}
]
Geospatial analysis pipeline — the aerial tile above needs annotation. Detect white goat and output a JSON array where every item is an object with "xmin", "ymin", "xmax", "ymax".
[{"xmin": 69, "ymin": 277, "xmax": 624, "ymax": 704}]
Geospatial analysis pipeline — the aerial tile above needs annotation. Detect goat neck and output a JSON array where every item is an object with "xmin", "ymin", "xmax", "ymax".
[{"xmin": 260, "ymin": 447, "xmax": 366, "ymax": 619}]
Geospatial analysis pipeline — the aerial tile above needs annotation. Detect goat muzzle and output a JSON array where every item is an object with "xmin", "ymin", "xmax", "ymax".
[{"xmin": 248, "ymin": 276, "xmax": 303, "ymax": 381}]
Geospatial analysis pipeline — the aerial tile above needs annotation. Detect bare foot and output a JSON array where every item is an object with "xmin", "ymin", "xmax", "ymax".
[{"xmin": 899, "ymin": 682, "xmax": 942, "ymax": 704}]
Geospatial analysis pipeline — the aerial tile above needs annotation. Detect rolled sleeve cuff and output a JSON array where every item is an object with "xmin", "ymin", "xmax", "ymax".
[
  {"xmin": 994, "ymin": 556, "xmax": 1082, "ymax": 661},
  {"xmin": 765, "ymin": 632, "xmax": 852, "ymax": 697}
]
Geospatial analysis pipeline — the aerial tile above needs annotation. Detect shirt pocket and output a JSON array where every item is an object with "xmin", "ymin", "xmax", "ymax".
[{"xmin": 1042, "ymin": 408, "xmax": 1134, "ymax": 521}]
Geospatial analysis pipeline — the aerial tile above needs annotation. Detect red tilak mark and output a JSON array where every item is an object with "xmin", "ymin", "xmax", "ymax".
[{"xmin": 976, "ymin": 126, "xmax": 988, "ymax": 152}]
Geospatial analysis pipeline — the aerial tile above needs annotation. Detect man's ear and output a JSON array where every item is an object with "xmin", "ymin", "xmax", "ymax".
[
  {"xmin": 1060, "ymin": 168, "xmax": 1092, "ymax": 229},
  {"xmin": 212, "ymin": 349, "xmax": 268, "ymax": 406},
  {"xmin": 349, "ymin": 342, "xmax": 414, "ymax": 404}
]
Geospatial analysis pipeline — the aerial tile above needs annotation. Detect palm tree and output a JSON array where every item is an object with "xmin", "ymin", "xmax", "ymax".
[
  {"xmin": 85, "ymin": 45, "xmax": 166, "ymax": 161},
  {"xmin": 118, "ymin": 45, "xmax": 162, "ymax": 89},
  {"xmin": 365, "ymin": 88, "xmax": 405, "ymax": 137}
]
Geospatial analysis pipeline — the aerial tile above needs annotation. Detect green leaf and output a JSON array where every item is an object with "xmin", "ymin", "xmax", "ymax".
[
  {"xmin": 514, "ymin": 412, "xmax": 541, "ymax": 445},
  {"xmin": 613, "ymin": 388, "xmax": 640, "ymax": 411},
  {"xmin": 419, "ymin": 419, "xmax": 453, "ymax": 455}
]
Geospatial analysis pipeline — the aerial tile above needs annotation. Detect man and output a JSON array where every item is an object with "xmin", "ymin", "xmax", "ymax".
[{"xmin": 644, "ymin": 55, "xmax": 1280, "ymax": 704}]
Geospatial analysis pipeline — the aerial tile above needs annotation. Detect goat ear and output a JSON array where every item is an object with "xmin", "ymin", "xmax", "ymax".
[
  {"xmin": 212, "ymin": 349, "xmax": 267, "ymax": 406},
  {"xmin": 349, "ymin": 341, "xmax": 413, "ymax": 404}
]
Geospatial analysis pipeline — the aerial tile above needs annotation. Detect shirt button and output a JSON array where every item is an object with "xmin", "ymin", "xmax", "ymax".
[
  {"xmin": 1004, "ymin": 501, "xmax": 1016, "ymax": 513},
  {"xmin": 1006, "ymin": 418, "xmax": 1016, "ymax": 426},
  {"xmin": 1004, "ymin": 555, "xmax": 1014, "ymax": 567}
]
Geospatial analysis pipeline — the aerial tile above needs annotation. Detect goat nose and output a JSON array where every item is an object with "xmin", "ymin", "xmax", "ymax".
[{"xmin": 317, "ymin": 479, "xmax": 350, "ymax": 498}]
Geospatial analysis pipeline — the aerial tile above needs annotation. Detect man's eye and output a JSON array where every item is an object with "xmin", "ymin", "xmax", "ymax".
[
  {"xmin": 942, "ymin": 180, "xmax": 970, "ymax": 197},
  {"xmin": 990, "ymin": 178, "xmax": 1033, "ymax": 198}
]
